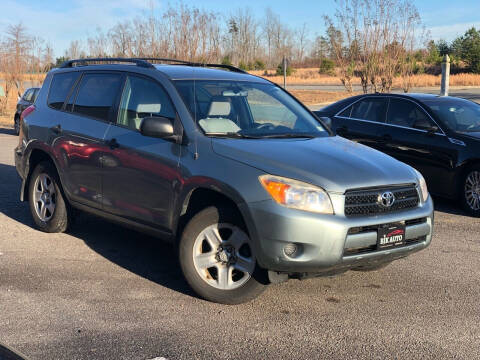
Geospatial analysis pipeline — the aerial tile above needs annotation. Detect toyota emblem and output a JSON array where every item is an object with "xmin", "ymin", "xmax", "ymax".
[{"xmin": 379, "ymin": 191, "xmax": 395, "ymax": 207}]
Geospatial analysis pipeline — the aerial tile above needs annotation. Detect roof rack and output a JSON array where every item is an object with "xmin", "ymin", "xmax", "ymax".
[
  {"xmin": 60, "ymin": 57, "xmax": 247, "ymax": 73},
  {"xmin": 134, "ymin": 58, "xmax": 247, "ymax": 74},
  {"xmin": 60, "ymin": 58, "xmax": 155, "ymax": 69}
]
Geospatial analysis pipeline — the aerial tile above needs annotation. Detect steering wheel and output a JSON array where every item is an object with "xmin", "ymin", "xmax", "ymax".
[
  {"xmin": 466, "ymin": 122, "xmax": 479, "ymax": 131},
  {"xmin": 255, "ymin": 123, "xmax": 276, "ymax": 130}
]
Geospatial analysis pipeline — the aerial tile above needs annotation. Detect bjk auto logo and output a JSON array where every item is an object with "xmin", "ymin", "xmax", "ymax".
[{"xmin": 379, "ymin": 229, "xmax": 404, "ymax": 245}]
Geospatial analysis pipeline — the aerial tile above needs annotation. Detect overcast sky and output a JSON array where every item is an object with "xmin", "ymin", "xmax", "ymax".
[{"xmin": 1, "ymin": 0, "xmax": 479, "ymax": 57}]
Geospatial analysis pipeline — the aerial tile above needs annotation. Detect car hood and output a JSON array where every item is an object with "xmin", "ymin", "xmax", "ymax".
[
  {"xmin": 212, "ymin": 136, "xmax": 418, "ymax": 193},
  {"xmin": 456, "ymin": 131, "xmax": 480, "ymax": 140}
]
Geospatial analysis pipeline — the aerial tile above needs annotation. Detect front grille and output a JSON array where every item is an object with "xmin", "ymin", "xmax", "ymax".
[{"xmin": 345, "ymin": 184, "xmax": 419, "ymax": 217}]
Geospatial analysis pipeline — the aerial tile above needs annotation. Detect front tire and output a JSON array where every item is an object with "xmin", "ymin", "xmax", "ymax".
[
  {"xmin": 28, "ymin": 161, "xmax": 70, "ymax": 232},
  {"xmin": 460, "ymin": 166, "xmax": 480, "ymax": 217},
  {"xmin": 179, "ymin": 206, "xmax": 266, "ymax": 304}
]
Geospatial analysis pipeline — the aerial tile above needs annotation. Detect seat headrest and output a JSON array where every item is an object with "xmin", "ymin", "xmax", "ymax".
[
  {"xmin": 137, "ymin": 103, "xmax": 161, "ymax": 114},
  {"xmin": 208, "ymin": 98, "xmax": 231, "ymax": 117}
]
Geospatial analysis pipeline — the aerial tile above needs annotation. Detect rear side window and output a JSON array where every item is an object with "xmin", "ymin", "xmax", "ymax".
[
  {"xmin": 48, "ymin": 72, "xmax": 80, "ymax": 110},
  {"xmin": 350, "ymin": 98, "xmax": 387, "ymax": 122},
  {"xmin": 72, "ymin": 73, "xmax": 123, "ymax": 122}
]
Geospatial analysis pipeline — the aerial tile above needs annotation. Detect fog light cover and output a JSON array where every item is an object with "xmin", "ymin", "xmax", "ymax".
[{"xmin": 284, "ymin": 243, "xmax": 298, "ymax": 257}]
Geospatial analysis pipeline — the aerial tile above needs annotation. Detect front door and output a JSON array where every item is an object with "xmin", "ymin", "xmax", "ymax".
[
  {"xmin": 377, "ymin": 97, "xmax": 458, "ymax": 196},
  {"xmin": 102, "ymin": 74, "xmax": 182, "ymax": 231}
]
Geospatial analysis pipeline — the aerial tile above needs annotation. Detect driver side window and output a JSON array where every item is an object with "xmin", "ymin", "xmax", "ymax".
[
  {"xmin": 387, "ymin": 98, "xmax": 436, "ymax": 130},
  {"xmin": 117, "ymin": 75, "xmax": 175, "ymax": 131}
]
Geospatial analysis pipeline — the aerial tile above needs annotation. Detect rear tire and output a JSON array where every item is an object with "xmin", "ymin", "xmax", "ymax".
[
  {"xmin": 459, "ymin": 166, "xmax": 480, "ymax": 217},
  {"xmin": 179, "ymin": 206, "xmax": 266, "ymax": 304},
  {"xmin": 28, "ymin": 161, "xmax": 70, "ymax": 233}
]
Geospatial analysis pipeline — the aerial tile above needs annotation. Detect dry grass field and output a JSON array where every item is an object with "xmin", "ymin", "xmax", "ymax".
[
  {"xmin": 1, "ymin": 69, "xmax": 479, "ymax": 121},
  {"xmin": 289, "ymin": 90, "xmax": 361, "ymax": 105},
  {"xmin": 250, "ymin": 68, "xmax": 480, "ymax": 87}
]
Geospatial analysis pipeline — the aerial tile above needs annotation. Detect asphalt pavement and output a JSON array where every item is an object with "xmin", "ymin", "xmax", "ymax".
[{"xmin": 0, "ymin": 128, "xmax": 479, "ymax": 360}]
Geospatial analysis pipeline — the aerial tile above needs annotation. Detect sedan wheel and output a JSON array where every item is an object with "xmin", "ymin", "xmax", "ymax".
[{"xmin": 464, "ymin": 170, "xmax": 480, "ymax": 211}]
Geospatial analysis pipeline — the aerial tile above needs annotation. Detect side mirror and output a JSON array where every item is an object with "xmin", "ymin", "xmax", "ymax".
[
  {"xmin": 140, "ymin": 116, "xmax": 176, "ymax": 139},
  {"xmin": 319, "ymin": 116, "xmax": 334, "ymax": 133}
]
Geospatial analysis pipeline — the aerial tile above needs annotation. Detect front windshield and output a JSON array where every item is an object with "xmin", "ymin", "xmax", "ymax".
[
  {"xmin": 174, "ymin": 80, "xmax": 327, "ymax": 138},
  {"xmin": 423, "ymin": 98, "xmax": 480, "ymax": 133}
]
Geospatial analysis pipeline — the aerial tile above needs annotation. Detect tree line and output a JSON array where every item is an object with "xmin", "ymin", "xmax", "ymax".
[{"xmin": 1, "ymin": 0, "xmax": 480, "ymax": 112}]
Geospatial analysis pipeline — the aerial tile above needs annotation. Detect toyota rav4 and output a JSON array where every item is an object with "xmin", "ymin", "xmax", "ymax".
[{"xmin": 15, "ymin": 58, "xmax": 434, "ymax": 304}]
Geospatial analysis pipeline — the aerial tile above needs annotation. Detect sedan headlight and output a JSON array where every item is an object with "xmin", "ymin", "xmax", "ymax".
[
  {"xmin": 414, "ymin": 169, "xmax": 429, "ymax": 202},
  {"xmin": 259, "ymin": 175, "xmax": 334, "ymax": 214}
]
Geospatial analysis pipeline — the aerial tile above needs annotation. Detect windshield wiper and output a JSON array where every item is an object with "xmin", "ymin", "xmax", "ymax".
[
  {"xmin": 206, "ymin": 132, "xmax": 261, "ymax": 139},
  {"xmin": 253, "ymin": 133, "xmax": 317, "ymax": 139}
]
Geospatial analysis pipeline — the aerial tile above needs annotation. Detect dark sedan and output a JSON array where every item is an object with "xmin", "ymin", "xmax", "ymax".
[
  {"xmin": 314, "ymin": 93, "xmax": 480, "ymax": 216},
  {"xmin": 14, "ymin": 87, "xmax": 39, "ymax": 135}
]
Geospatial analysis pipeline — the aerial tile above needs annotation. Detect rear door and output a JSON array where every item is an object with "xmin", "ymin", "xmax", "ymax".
[
  {"xmin": 376, "ymin": 97, "xmax": 458, "ymax": 196},
  {"xmin": 51, "ymin": 71, "xmax": 124, "ymax": 209},
  {"xmin": 333, "ymin": 97, "xmax": 387, "ymax": 150},
  {"xmin": 101, "ymin": 73, "xmax": 181, "ymax": 231}
]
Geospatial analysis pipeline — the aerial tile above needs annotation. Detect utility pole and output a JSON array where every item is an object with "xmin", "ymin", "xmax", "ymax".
[
  {"xmin": 283, "ymin": 56, "xmax": 287, "ymax": 89},
  {"xmin": 440, "ymin": 54, "xmax": 450, "ymax": 96}
]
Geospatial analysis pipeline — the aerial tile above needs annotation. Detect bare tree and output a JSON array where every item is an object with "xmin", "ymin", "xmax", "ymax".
[
  {"xmin": 3, "ymin": 23, "xmax": 32, "ymax": 97},
  {"xmin": 109, "ymin": 22, "xmax": 133, "ymax": 57},
  {"xmin": 325, "ymin": 0, "xmax": 424, "ymax": 93},
  {"xmin": 294, "ymin": 23, "xmax": 309, "ymax": 63},
  {"xmin": 64, "ymin": 39, "xmax": 84, "ymax": 59}
]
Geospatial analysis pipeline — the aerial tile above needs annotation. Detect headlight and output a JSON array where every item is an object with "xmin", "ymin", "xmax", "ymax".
[
  {"xmin": 414, "ymin": 169, "xmax": 429, "ymax": 202},
  {"xmin": 259, "ymin": 175, "xmax": 334, "ymax": 214}
]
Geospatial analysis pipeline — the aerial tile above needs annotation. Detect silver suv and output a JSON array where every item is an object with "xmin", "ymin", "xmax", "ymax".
[{"xmin": 15, "ymin": 58, "xmax": 434, "ymax": 304}]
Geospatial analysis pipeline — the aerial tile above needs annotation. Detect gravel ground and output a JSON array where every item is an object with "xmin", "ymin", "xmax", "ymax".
[{"xmin": 0, "ymin": 127, "xmax": 479, "ymax": 360}]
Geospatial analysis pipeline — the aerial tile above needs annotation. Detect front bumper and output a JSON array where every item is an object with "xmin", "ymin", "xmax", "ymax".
[{"xmin": 240, "ymin": 196, "xmax": 434, "ymax": 274}]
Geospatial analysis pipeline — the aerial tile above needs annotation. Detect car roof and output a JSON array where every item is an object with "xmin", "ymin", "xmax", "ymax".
[
  {"xmin": 153, "ymin": 64, "xmax": 270, "ymax": 83},
  {"xmin": 49, "ymin": 63, "xmax": 270, "ymax": 84}
]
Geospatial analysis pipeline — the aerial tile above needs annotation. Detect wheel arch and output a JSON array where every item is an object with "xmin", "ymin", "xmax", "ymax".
[
  {"xmin": 175, "ymin": 186, "xmax": 246, "ymax": 238},
  {"xmin": 455, "ymin": 158, "xmax": 480, "ymax": 195},
  {"xmin": 22, "ymin": 146, "xmax": 61, "ymax": 202}
]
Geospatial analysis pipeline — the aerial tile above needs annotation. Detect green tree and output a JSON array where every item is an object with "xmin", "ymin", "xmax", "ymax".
[
  {"xmin": 436, "ymin": 39, "xmax": 450, "ymax": 56},
  {"xmin": 425, "ymin": 40, "xmax": 442, "ymax": 65},
  {"xmin": 452, "ymin": 27, "xmax": 480, "ymax": 73},
  {"xmin": 55, "ymin": 56, "xmax": 69, "ymax": 67},
  {"xmin": 276, "ymin": 62, "xmax": 293, "ymax": 76},
  {"xmin": 318, "ymin": 58, "xmax": 335, "ymax": 75},
  {"xmin": 221, "ymin": 56, "xmax": 232, "ymax": 66}
]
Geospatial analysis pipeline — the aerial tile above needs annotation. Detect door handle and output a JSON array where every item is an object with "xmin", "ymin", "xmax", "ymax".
[
  {"xmin": 50, "ymin": 124, "xmax": 62, "ymax": 134},
  {"xmin": 105, "ymin": 138, "xmax": 119, "ymax": 149}
]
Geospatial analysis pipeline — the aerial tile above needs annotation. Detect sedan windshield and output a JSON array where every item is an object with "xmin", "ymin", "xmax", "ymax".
[
  {"xmin": 424, "ymin": 97, "xmax": 480, "ymax": 133},
  {"xmin": 174, "ymin": 80, "xmax": 327, "ymax": 138}
]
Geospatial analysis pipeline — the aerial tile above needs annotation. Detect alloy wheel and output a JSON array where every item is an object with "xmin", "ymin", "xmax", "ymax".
[
  {"xmin": 33, "ymin": 173, "xmax": 57, "ymax": 221},
  {"xmin": 192, "ymin": 223, "xmax": 255, "ymax": 290},
  {"xmin": 465, "ymin": 171, "xmax": 480, "ymax": 211}
]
